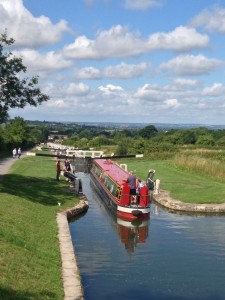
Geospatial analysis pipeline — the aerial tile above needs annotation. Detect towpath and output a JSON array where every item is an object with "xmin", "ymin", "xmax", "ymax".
[{"xmin": 0, "ymin": 156, "xmax": 17, "ymax": 181}]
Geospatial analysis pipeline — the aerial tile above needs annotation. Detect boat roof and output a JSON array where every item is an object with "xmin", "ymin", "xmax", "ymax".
[{"xmin": 94, "ymin": 159, "xmax": 129, "ymax": 186}]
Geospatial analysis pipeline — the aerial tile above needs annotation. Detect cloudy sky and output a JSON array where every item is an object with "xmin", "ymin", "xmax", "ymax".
[{"xmin": 1, "ymin": 0, "xmax": 225, "ymax": 125}]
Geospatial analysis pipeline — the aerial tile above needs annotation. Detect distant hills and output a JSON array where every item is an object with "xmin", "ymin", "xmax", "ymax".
[
  {"xmin": 26, "ymin": 120, "xmax": 225, "ymax": 130},
  {"xmin": 73, "ymin": 122, "xmax": 225, "ymax": 130}
]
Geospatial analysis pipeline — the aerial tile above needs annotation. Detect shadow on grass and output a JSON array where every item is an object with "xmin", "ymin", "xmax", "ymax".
[
  {"xmin": 0, "ymin": 173, "xmax": 70, "ymax": 206},
  {"xmin": 0, "ymin": 286, "xmax": 57, "ymax": 300}
]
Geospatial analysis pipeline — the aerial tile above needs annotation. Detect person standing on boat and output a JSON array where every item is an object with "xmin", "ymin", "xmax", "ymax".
[
  {"xmin": 136, "ymin": 178, "xmax": 144, "ymax": 204},
  {"xmin": 127, "ymin": 171, "xmax": 138, "ymax": 205}
]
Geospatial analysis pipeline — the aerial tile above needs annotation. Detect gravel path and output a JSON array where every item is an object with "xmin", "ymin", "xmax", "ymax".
[{"xmin": 0, "ymin": 156, "xmax": 17, "ymax": 181}]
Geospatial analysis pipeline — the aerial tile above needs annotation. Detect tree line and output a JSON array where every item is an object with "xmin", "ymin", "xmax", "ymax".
[
  {"xmin": 61, "ymin": 124, "xmax": 225, "ymax": 156},
  {"xmin": 1, "ymin": 118, "xmax": 225, "ymax": 157}
]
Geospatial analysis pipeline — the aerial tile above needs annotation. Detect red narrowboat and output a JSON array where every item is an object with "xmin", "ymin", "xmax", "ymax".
[{"xmin": 90, "ymin": 159, "xmax": 151, "ymax": 221}]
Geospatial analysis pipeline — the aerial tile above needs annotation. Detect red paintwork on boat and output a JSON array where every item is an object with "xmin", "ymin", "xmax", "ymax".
[{"xmin": 94, "ymin": 159, "xmax": 129, "ymax": 184}]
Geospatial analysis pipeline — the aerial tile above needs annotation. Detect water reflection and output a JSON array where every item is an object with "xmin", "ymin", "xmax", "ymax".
[{"xmin": 116, "ymin": 218, "xmax": 149, "ymax": 253}]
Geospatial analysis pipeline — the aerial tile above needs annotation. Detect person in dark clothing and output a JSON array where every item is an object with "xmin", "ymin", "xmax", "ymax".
[
  {"xmin": 146, "ymin": 169, "xmax": 155, "ymax": 191},
  {"xmin": 127, "ymin": 171, "xmax": 138, "ymax": 205},
  {"xmin": 17, "ymin": 148, "xmax": 21, "ymax": 159},
  {"xmin": 65, "ymin": 159, "xmax": 71, "ymax": 172}
]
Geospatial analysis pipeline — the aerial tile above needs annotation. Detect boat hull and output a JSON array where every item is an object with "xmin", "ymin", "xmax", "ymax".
[{"xmin": 90, "ymin": 171, "xmax": 150, "ymax": 221}]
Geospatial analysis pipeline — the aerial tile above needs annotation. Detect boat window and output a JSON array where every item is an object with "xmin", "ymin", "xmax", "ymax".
[
  {"xmin": 110, "ymin": 184, "xmax": 114, "ymax": 193},
  {"xmin": 103, "ymin": 175, "xmax": 118, "ymax": 197},
  {"xmin": 93, "ymin": 164, "xmax": 102, "ymax": 178}
]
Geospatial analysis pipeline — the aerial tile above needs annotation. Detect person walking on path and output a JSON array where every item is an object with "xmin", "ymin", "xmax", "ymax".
[
  {"xmin": 17, "ymin": 148, "xmax": 21, "ymax": 159},
  {"xmin": 12, "ymin": 148, "xmax": 17, "ymax": 158}
]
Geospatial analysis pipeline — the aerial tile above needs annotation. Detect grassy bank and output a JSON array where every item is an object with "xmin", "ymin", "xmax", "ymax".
[
  {"xmin": 117, "ymin": 158, "xmax": 225, "ymax": 204},
  {"xmin": 0, "ymin": 155, "xmax": 80, "ymax": 300}
]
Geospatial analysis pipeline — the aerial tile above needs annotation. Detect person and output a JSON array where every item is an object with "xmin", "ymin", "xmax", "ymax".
[
  {"xmin": 17, "ymin": 148, "xmax": 21, "ymax": 159},
  {"xmin": 12, "ymin": 148, "xmax": 17, "ymax": 159},
  {"xmin": 127, "ymin": 171, "xmax": 138, "ymax": 205},
  {"xmin": 64, "ymin": 159, "xmax": 71, "ymax": 172},
  {"xmin": 136, "ymin": 178, "xmax": 144, "ymax": 205},
  {"xmin": 56, "ymin": 160, "xmax": 61, "ymax": 182},
  {"xmin": 137, "ymin": 178, "xmax": 144, "ymax": 194},
  {"xmin": 146, "ymin": 169, "xmax": 155, "ymax": 191}
]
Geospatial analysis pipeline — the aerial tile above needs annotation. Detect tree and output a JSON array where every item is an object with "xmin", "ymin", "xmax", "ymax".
[
  {"xmin": 3, "ymin": 117, "xmax": 28, "ymax": 147},
  {"xmin": 115, "ymin": 137, "xmax": 132, "ymax": 155},
  {"xmin": 139, "ymin": 125, "xmax": 158, "ymax": 139},
  {"xmin": 0, "ymin": 32, "xmax": 49, "ymax": 123},
  {"xmin": 78, "ymin": 129, "xmax": 92, "ymax": 139},
  {"xmin": 0, "ymin": 126, "xmax": 6, "ymax": 150},
  {"xmin": 196, "ymin": 134, "xmax": 215, "ymax": 146},
  {"xmin": 28, "ymin": 127, "xmax": 47, "ymax": 144}
]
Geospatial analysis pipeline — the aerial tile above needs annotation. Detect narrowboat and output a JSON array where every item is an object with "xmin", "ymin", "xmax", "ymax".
[{"xmin": 90, "ymin": 159, "xmax": 151, "ymax": 221}]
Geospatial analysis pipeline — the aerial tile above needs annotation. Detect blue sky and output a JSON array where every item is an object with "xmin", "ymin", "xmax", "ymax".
[{"xmin": 1, "ymin": 0, "xmax": 225, "ymax": 125}]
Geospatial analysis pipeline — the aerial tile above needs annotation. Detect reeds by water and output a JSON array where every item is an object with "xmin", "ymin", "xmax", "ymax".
[{"xmin": 173, "ymin": 152, "xmax": 225, "ymax": 181}]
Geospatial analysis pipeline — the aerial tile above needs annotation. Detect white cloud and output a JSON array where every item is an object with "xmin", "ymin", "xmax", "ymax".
[
  {"xmin": 63, "ymin": 25, "xmax": 147, "ymax": 59},
  {"xmin": 172, "ymin": 78, "xmax": 201, "ymax": 89},
  {"xmin": 163, "ymin": 98, "xmax": 180, "ymax": 109},
  {"xmin": 190, "ymin": 6, "xmax": 225, "ymax": 34},
  {"xmin": 158, "ymin": 54, "xmax": 224, "ymax": 75},
  {"xmin": 0, "ymin": 0, "xmax": 69, "ymax": 48},
  {"xmin": 46, "ymin": 99, "xmax": 68, "ymax": 108},
  {"xmin": 202, "ymin": 83, "xmax": 225, "ymax": 96},
  {"xmin": 98, "ymin": 84, "xmax": 124, "ymax": 95},
  {"xmin": 124, "ymin": 0, "xmax": 161, "ymax": 10},
  {"xmin": 147, "ymin": 26, "xmax": 209, "ymax": 51},
  {"xmin": 9, "ymin": 78, "xmax": 225, "ymax": 124},
  {"xmin": 66, "ymin": 82, "xmax": 90, "ymax": 96},
  {"xmin": 134, "ymin": 84, "xmax": 163, "ymax": 101},
  {"xmin": 74, "ymin": 62, "xmax": 150, "ymax": 80},
  {"xmin": 74, "ymin": 67, "xmax": 101, "ymax": 80},
  {"xmin": 14, "ymin": 49, "xmax": 73, "ymax": 73},
  {"xmin": 103, "ymin": 62, "xmax": 150, "ymax": 78},
  {"xmin": 63, "ymin": 25, "xmax": 209, "ymax": 60}
]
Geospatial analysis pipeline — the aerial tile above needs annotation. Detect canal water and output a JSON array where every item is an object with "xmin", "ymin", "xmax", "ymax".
[{"xmin": 69, "ymin": 173, "xmax": 225, "ymax": 300}]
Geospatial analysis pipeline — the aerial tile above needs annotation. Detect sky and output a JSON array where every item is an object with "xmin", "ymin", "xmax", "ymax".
[{"xmin": 1, "ymin": 0, "xmax": 225, "ymax": 125}]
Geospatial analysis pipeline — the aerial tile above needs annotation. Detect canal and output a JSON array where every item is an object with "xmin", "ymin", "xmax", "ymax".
[{"xmin": 69, "ymin": 173, "xmax": 225, "ymax": 300}]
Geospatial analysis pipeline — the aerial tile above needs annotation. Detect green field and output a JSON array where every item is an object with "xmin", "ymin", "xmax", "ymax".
[
  {"xmin": 0, "ymin": 155, "xmax": 79, "ymax": 300},
  {"xmin": 117, "ymin": 158, "xmax": 225, "ymax": 204}
]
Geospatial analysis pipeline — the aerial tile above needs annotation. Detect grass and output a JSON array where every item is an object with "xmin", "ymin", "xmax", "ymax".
[
  {"xmin": 0, "ymin": 154, "xmax": 80, "ymax": 300},
  {"xmin": 173, "ymin": 153, "xmax": 225, "ymax": 180},
  {"xmin": 116, "ymin": 158, "xmax": 225, "ymax": 204}
]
